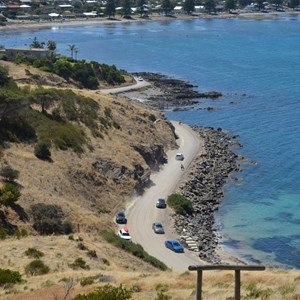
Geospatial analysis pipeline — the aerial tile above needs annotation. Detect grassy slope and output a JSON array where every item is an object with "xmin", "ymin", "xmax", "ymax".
[{"xmin": 1, "ymin": 62, "xmax": 300, "ymax": 300}]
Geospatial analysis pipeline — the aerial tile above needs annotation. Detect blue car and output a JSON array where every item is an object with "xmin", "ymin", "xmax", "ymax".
[{"xmin": 165, "ymin": 240, "xmax": 184, "ymax": 253}]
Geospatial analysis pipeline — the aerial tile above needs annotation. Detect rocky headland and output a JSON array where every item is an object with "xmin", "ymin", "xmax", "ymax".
[{"xmin": 123, "ymin": 72, "xmax": 222, "ymax": 109}]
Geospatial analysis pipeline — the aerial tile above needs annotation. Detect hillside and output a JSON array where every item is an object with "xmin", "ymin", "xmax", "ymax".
[{"xmin": 1, "ymin": 61, "xmax": 300, "ymax": 300}]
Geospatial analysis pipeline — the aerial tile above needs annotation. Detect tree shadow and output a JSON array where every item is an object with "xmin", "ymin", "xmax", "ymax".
[{"xmin": 10, "ymin": 202, "xmax": 29, "ymax": 222}]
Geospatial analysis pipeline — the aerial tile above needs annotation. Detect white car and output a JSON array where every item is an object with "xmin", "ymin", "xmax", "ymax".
[
  {"xmin": 117, "ymin": 227, "xmax": 132, "ymax": 241},
  {"xmin": 137, "ymin": 76, "xmax": 143, "ymax": 81}
]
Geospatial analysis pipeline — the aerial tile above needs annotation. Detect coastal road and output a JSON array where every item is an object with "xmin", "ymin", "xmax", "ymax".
[
  {"xmin": 99, "ymin": 77, "xmax": 151, "ymax": 95},
  {"xmin": 126, "ymin": 121, "xmax": 205, "ymax": 272}
]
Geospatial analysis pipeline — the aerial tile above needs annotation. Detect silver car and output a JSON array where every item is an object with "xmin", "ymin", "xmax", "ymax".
[{"xmin": 152, "ymin": 222, "xmax": 165, "ymax": 234}]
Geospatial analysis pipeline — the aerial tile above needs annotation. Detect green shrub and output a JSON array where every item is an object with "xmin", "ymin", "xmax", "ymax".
[
  {"xmin": 25, "ymin": 259, "xmax": 50, "ymax": 276},
  {"xmin": 30, "ymin": 203, "xmax": 73, "ymax": 235},
  {"xmin": 100, "ymin": 231, "xmax": 168, "ymax": 271},
  {"xmin": 0, "ymin": 165, "xmax": 19, "ymax": 182},
  {"xmin": 0, "ymin": 228, "xmax": 8, "ymax": 240},
  {"xmin": 87, "ymin": 250, "xmax": 97, "ymax": 258},
  {"xmin": 0, "ymin": 183, "xmax": 21, "ymax": 206},
  {"xmin": 34, "ymin": 142, "xmax": 51, "ymax": 160},
  {"xmin": 80, "ymin": 277, "xmax": 94, "ymax": 286},
  {"xmin": 73, "ymin": 284, "xmax": 132, "ymax": 300},
  {"xmin": 78, "ymin": 243, "xmax": 88, "ymax": 250},
  {"xmin": 155, "ymin": 292, "xmax": 172, "ymax": 300},
  {"xmin": 69, "ymin": 258, "xmax": 89, "ymax": 270},
  {"xmin": 13, "ymin": 229, "xmax": 28, "ymax": 239},
  {"xmin": 24, "ymin": 248, "xmax": 44, "ymax": 259},
  {"xmin": 167, "ymin": 193, "xmax": 193, "ymax": 216},
  {"xmin": 0, "ymin": 269, "xmax": 22, "ymax": 287}
]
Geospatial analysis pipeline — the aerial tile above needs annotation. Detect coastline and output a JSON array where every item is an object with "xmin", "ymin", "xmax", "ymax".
[
  {"xmin": 117, "ymin": 73, "xmax": 248, "ymax": 265},
  {"xmin": 1, "ymin": 11, "xmax": 299, "ymax": 32}
]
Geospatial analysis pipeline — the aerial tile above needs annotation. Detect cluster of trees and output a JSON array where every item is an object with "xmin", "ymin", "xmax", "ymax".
[
  {"xmin": 0, "ymin": 64, "xmax": 120, "ymax": 159},
  {"xmin": 14, "ymin": 39, "xmax": 126, "ymax": 89}
]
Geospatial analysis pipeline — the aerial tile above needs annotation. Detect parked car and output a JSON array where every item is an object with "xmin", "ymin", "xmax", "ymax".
[
  {"xmin": 175, "ymin": 153, "xmax": 184, "ymax": 161},
  {"xmin": 156, "ymin": 198, "xmax": 166, "ymax": 209},
  {"xmin": 152, "ymin": 222, "xmax": 165, "ymax": 234},
  {"xmin": 117, "ymin": 227, "xmax": 131, "ymax": 241},
  {"xmin": 116, "ymin": 211, "xmax": 127, "ymax": 224},
  {"xmin": 165, "ymin": 240, "xmax": 184, "ymax": 253}
]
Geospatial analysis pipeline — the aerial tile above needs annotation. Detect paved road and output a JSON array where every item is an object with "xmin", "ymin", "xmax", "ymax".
[
  {"xmin": 99, "ymin": 77, "xmax": 151, "ymax": 95},
  {"xmin": 126, "ymin": 121, "xmax": 204, "ymax": 272}
]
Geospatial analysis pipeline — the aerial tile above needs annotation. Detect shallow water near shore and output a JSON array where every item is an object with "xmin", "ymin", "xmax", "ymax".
[{"xmin": 2, "ymin": 15, "xmax": 300, "ymax": 268}]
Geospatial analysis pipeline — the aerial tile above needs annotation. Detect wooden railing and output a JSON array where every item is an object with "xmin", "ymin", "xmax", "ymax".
[{"xmin": 188, "ymin": 265, "xmax": 266, "ymax": 300}]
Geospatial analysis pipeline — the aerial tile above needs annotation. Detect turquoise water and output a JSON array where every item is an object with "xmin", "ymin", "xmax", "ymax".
[{"xmin": 1, "ymin": 15, "xmax": 300, "ymax": 268}]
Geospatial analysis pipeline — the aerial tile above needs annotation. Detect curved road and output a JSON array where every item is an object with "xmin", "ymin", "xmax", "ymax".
[{"xmin": 126, "ymin": 121, "xmax": 205, "ymax": 272}]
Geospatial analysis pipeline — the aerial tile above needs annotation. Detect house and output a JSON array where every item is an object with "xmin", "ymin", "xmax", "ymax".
[
  {"xmin": 173, "ymin": 6, "xmax": 183, "ymax": 13},
  {"xmin": 195, "ymin": 5, "xmax": 205, "ymax": 12},
  {"xmin": 4, "ymin": 48, "xmax": 52, "ymax": 60}
]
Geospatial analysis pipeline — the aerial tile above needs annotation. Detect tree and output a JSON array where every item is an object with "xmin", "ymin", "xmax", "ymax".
[
  {"xmin": 30, "ymin": 37, "xmax": 45, "ymax": 49},
  {"xmin": 0, "ymin": 65, "xmax": 9, "ymax": 86},
  {"xmin": 105, "ymin": 0, "xmax": 116, "ymax": 18},
  {"xmin": 161, "ymin": 0, "xmax": 173, "ymax": 15},
  {"xmin": 256, "ymin": 0, "xmax": 264, "ymax": 9},
  {"xmin": 74, "ymin": 48, "xmax": 79, "ymax": 60},
  {"xmin": 47, "ymin": 40, "xmax": 56, "ymax": 51},
  {"xmin": 122, "ymin": 0, "xmax": 132, "ymax": 17},
  {"xmin": 183, "ymin": 0, "xmax": 195, "ymax": 14},
  {"xmin": 204, "ymin": 0, "xmax": 216, "ymax": 13},
  {"xmin": 68, "ymin": 44, "xmax": 77, "ymax": 59},
  {"xmin": 0, "ymin": 165, "xmax": 19, "ymax": 182},
  {"xmin": 137, "ymin": 0, "xmax": 146, "ymax": 16},
  {"xmin": 289, "ymin": 0, "xmax": 300, "ymax": 7},
  {"xmin": 225, "ymin": 0, "xmax": 236, "ymax": 10},
  {"xmin": 30, "ymin": 87, "xmax": 58, "ymax": 113}
]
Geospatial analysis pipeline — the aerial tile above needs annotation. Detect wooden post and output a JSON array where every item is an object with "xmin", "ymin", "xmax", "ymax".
[
  {"xmin": 235, "ymin": 270, "xmax": 241, "ymax": 300},
  {"xmin": 196, "ymin": 269, "xmax": 203, "ymax": 300},
  {"xmin": 188, "ymin": 265, "xmax": 265, "ymax": 300}
]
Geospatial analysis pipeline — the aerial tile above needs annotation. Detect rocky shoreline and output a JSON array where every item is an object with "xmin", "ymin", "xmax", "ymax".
[
  {"xmin": 175, "ymin": 126, "xmax": 242, "ymax": 263},
  {"xmin": 128, "ymin": 72, "xmax": 222, "ymax": 109},
  {"xmin": 121, "ymin": 72, "xmax": 243, "ymax": 264}
]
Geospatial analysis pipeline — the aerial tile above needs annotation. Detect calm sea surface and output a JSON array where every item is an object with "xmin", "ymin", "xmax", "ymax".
[{"xmin": 2, "ymin": 15, "xmax": 300, "ymax": 268}]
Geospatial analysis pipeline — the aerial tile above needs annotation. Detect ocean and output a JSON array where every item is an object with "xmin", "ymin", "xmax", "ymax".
[{"xmin": 1, "ymin": 14, "xmax": 300, "ymax": 269}]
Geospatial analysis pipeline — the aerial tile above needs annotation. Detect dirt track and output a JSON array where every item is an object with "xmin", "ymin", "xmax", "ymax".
[{"xmin": 126, "ymin": 121, "xmax": 205, "ymax": 272}]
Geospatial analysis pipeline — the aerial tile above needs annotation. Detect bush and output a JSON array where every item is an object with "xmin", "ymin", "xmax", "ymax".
[
  {"xmin": 87, "ymin": 250, "xmax": 97, "ymax": 258},
  {"xmin": 80, "ymin": 277, "xmax": 94, "ymax": 286},
  {"xmin": 167, "ymin": 193, "xmax": 193, "ymax": 216},
  {"xmin": 100, "ymin": 231, "xmax": 168, "ymax": 271},
  {"xmin": 34, "ymin": 142, "xmax": 51, "ymax": 160},
  {"xmin": 30, "ymin": 203, "xmax": 73, "ymax": 235},
  {"xmin": 24, "ymin": 248, "xmax": 44, "ymax": 259},
  {"xmin": 25, "ymin": 259, "xmax": 50, "ymax": 276},
  {"xmin": 69, "ymin": 258, "xmax": 89, "ymax": 270},
  {"xmin": 0, "ymin": 228, "xmax": 8, "ymax": 240},
  {"xmin": 0, "ymin": 183, "xmax": 21, "ymax": 206},
  {"xmin": 0, "ymin": 268, "xmax": 22, "ymax": 286},
  {"xmin": 73, "ymin": 284, "xmax": 132, "ymax": 300},
  {"xmin": 0, "ymin": 165, "xmax": 19, "ymax": 182}
]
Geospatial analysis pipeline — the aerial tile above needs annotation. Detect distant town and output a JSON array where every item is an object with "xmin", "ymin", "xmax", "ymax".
[{"xmin": 0, "ymin": 0, "xmax": 299, "ymax": 27}]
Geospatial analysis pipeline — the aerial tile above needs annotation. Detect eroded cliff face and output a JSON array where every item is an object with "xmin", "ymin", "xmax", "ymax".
[{"xmin": 1, "ymin": 82, "xmax": 177, "ymax": 231}]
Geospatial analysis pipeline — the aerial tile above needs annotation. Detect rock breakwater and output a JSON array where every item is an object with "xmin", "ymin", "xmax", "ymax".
[{"xmin": 175, "ymin": 126, "xmax": 242, "ymax": 263}]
